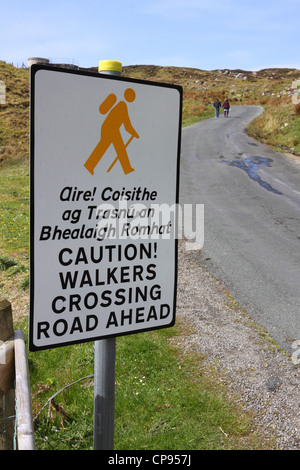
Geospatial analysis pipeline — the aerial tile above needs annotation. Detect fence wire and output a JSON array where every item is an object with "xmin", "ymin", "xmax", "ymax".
[
  {"xmin": 33, "ymin": 374, "xmax": 94, "ymax": 422},
  {"xmin": 1, "ymin": 371, "xmax": 94, "ymax": 449}
]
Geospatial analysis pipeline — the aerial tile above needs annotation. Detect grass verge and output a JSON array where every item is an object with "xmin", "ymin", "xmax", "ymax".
[
  {"xmin": 0, "ymin": 161, "xmax": 30, "ymax": 315},
  {"xmin": 246, "ymin": 98, "xmax": 300, "ymax": 156},
  {"xmin": 16, "ymin": 317, "xmax": 270, "ymax": 450}
]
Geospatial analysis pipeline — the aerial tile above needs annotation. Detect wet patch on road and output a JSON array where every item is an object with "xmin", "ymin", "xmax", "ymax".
[{"xmin": 219, "ymin": 156, "xmax": 283, "ymax": 195}]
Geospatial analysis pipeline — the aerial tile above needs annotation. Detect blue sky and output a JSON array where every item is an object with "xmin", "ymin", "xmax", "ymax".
[{"xmin": 1, "ymin": 0, "xmax": 299, "ymax": 71}]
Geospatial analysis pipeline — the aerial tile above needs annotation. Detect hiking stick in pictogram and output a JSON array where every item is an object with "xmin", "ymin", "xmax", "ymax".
[{"xmin": 107, "ymin": 134, "xmax": 135, "ymax": 173}]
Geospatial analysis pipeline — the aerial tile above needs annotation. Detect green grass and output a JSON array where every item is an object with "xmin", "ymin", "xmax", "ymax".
[
  {"xmin": 182, "ymin": 101, "xmax": 215, "ymax": 127},
  {"xmin": 16, "ymin": 318, "xmax": 267, "ymax": 451},
  {"xmin": 0, "ymin": 162, "xmax": 29, "ymax": 302},
  {"xmin": 0, "ymin": 162, "xmax": 29, "ymax": 256},
  {"xmin": 0, "ymin": 162, "xmax": 29, "ymax": 296},
  {"xmin": 113, "ymin": 326, "xmax": 258, "ymax": 450},
  {"xmin": 246, "ymin": 98, "xmax": 300, "ymax": 155}
]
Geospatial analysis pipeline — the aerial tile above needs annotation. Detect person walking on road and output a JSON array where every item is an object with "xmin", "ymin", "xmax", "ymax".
[
  {"xmin": 223, "ymin": 99, "xmax": 230, "ymax": 117},
  {"xmin": 213, "ymin": 99, "xmax": 222, "ymax": 118}
]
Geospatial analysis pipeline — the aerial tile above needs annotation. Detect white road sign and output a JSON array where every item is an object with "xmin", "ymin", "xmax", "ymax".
[{"xmin": 29, "ymin": 65, "xmax": 182, "ymax": 351}]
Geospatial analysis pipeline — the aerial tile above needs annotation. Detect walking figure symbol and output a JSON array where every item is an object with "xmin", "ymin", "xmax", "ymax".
[{"xmin": 84, "ymin": 88, "xmax": 139, "ymax": 175}]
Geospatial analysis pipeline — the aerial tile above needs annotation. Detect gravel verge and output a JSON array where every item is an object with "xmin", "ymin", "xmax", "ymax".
[{"xmin": 175, "ymin": 239, "xmax": 300, "ymax": 450}]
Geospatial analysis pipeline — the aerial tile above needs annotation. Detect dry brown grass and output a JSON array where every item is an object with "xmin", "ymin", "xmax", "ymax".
[
  {"xmin": 246, "ymin": 95, "xmax": 300, "ymax": 154},
  {"xmin": 1, "ymin": 61, "xmax": 300, "ymax": 166},
  {"xmin": 0, "ymin": 61, "xmax": 29, "ymax": 165}
]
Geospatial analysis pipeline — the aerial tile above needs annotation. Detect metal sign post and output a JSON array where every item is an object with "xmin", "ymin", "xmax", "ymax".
[
  {"xmin": 93, "ymin": 60, "xmax": 121, "ymax": 450},
  {"xmin": 94, "ymin": 335, "xmax": 116, "ymax": 449}
]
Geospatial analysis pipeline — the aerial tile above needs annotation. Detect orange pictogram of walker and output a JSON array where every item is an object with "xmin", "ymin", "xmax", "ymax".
[{"xmin": 84, "ymin": 88, "xmax": 139, "ymax": 175}]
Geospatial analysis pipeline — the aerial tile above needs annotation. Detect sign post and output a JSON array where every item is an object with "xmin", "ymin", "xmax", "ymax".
[
  {"xmin": 93, "ymin": 60, "xmax": 122, "ymax": 450},
  {"xmin": 30, "ymin": 60, "xmax": 182, "ymax": 448}
]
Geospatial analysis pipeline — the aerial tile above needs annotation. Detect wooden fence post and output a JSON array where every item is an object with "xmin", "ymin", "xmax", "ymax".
[
  {"xmin": 0, "ymin": 300, "xmax": 15, "ymax": 450},
  {"xmin": 14, "ymin": 330, "xmax": 35, "ymax": 450}
]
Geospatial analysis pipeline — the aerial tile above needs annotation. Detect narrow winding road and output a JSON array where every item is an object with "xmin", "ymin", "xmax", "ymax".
[{"xmin": 180, "ymin": 106, "xmax": 300, "ymax": 353}]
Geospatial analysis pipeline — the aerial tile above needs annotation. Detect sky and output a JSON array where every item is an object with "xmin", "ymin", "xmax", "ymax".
[{"xmin": 1, "ymin": 0, "xmax": 299, "ymax": 71}]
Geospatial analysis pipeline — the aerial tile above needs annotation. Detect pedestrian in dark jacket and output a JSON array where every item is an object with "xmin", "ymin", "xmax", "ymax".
[
  {"xmin": 214, "ymin": 99, "xmax": 222, "ymax": 118},
  {"xmin": 223, "ymin": 99, "xmax": 230, "ymax": 117}
]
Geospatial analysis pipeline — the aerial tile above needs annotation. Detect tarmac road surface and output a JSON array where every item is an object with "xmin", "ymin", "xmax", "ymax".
[{"xmin": 179, "ymin": 105, "xmax": 300, "ymax": 353}]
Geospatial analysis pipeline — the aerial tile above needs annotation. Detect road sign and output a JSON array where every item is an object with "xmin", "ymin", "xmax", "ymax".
[{"xmin": 29, "ymin": 65, "xmax": 182, "ymax": 351}]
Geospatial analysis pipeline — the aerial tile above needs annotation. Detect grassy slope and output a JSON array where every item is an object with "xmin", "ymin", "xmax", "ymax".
[
  {"xmin": 1, "ymin": 61, "xmax": 299, "ymax": 163},
  {"xmin": 1, "ymin": 60, "xmax": 299, "ymax": 450},
  {"xmin": 0, "ymin": 62, "xmax": 30, "ymax": 316},
  {"xmin": 123, "ymin": 65, "xmax": 300, "ymax": 155},
  {"xmin": 0, "ymin": 61, "xmax": 29, "ymax": 164}
]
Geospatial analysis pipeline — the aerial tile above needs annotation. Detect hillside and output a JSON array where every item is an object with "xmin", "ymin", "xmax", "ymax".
[
  {"xmin": 0, "ymin": 60, "xmax": 299, "ymax": 167},
  {"xmin": 123, "ymin": 65, "xmax": 300, "ymax": 155},
  {"xmin": 0, "ymin": 61, "xmax": 29, "ymax": 164}
]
